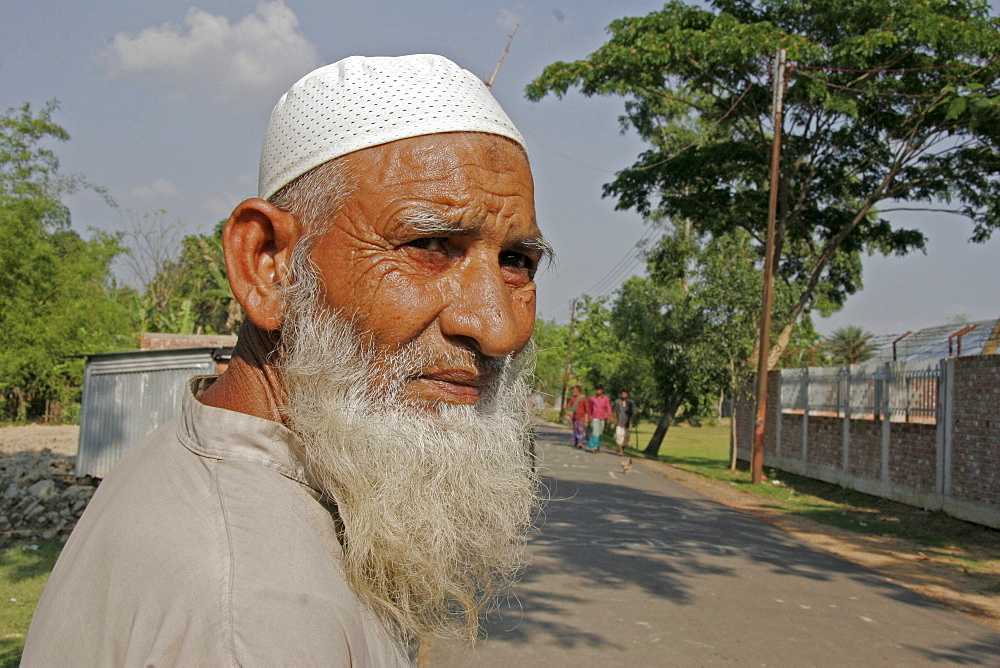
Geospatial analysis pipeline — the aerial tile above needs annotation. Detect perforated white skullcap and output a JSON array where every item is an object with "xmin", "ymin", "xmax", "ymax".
[{"xmin": 258, "ymin": 54, "xmax": 526, "ymax": 200}]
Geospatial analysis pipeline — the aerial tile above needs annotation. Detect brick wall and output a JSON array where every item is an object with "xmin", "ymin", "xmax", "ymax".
[
  {"xmin": 736, "ymin": 356, "xmax": 999, "ymax": 528},
  {"xmin": 949, "ymin": 356, "xmax": 1000, "ymax": 506},
  {"xmin": 779, "ymin": 414, "xmax": 802, "ymax": 462},
  {"xmin": 139, "ymin": 332, "xmax": 237, "ymax": 375},
  {"xmin": 888, "ymin": 423, "xmax": 937, "ymax": 491},
  {"xmin": 847, "ymin": 420, "xmax": 881, "ymax": 480},
  {"xmin": 735, "ymin": 395, "xmax": 754, "ymax": 461},
  {"xmin": 804, "ymin": 416, "xmax": 842, "ymax": 469},
  {"xmin": 735, "ymin": 378, "xmax": 782, "ymax": 461},
  {"xmin": 765, "ymin": 375, "xmax": 779, "ymax": 457},
  {"xmin": 140, "ymin": 333, "xmax": 238, "ymax": 350}
]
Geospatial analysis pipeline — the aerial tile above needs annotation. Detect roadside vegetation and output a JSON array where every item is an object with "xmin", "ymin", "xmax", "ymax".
[{"xmin": 0, "ymin": 538, "xmax": 61, "ymax": 667}]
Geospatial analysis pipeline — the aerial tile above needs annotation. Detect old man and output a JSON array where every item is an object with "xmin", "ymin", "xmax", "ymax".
[{"xmin": 24, "ymin": 54, "xmax": 548, "ymax": 665}]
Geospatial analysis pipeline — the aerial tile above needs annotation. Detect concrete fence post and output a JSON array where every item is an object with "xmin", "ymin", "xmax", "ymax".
[
  {"xmin": 775, "ymin": 371, "xmax": 783, "ymax": 459},
  {"xmin": 881, "ymin": 362, "xmax": 892, "ymax": 489},
  {"xmin": 801, "ymin": 367, "xmax": 809, "ymax": 463},
  {"xmin": 842, "ymin": 366, "xmax": 851, "ymax": 473},
  {"xmin": 935, "ymin": 358, "xmax": 955, "ymax": 499}
]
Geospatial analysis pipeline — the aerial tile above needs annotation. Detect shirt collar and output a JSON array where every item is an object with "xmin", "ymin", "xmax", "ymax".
[{"xmin": 178, "ymin": 376, "xmax": 315, "ymax": 490}]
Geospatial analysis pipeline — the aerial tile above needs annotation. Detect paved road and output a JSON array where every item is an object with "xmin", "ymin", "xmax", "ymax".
[{"xmin": 433, "ymin": 422, "xmax": 1000, "ymax": 666}]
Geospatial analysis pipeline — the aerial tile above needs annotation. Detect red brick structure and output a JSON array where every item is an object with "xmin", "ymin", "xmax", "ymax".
[
  {"xmin": 139, "ymin": 333, "xmax": 237, "ymax": 374},
  {"xmin": 949, "ymin": 356, "xmax": 1000, "ymax": 508},
  {"xmin": 737, "ymin": 355, "xmax": 1000, "ymax": 529}
]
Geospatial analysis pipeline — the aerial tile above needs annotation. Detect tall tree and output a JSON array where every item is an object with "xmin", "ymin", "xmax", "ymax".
[
  {"xmin": 615, "ymin": 224, "xmax": 760, "ymax": 456},
  {"xmin": 531, "ymin": 318, "xmax": 570, "ymax": 403},
  {"xmin": 123, "ymin": 217, "xmax": 241, "ymax": 335},
  {"xmin": 527, "ymin": 0, "xmax": 1000, "ymax": 364},
  {"xmin": 173, "ymin": 221, "xmax": 242, "ymax": 334},
  {"xmin": 825, "ymin": 325, "xmax": 877, "ymax": 365},
  {"xmin": 0, "ymin": 102, "xmax": 134, "ymax": 420}
]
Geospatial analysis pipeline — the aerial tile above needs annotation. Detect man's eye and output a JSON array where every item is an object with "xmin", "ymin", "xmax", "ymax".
[
  {"xmin": 406, "ymin": 237, "xmax": 448, "ymax": 252},
  {"xmin": 500, "ymin": 251, "xmax": 535, "ymax": 273}
]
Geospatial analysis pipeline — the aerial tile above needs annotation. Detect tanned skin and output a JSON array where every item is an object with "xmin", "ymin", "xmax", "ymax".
[{"xmin": 199, "ymin": 133, "xmax": 543, "ymax": 422}]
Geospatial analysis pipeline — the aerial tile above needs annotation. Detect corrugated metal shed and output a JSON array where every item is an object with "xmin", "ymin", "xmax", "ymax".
[{"xmin": 77, "ymin": 347, "xmax": 231, "ymax": 478}]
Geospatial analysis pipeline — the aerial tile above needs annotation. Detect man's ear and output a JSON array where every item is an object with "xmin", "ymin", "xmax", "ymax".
[{"xmin": 222, "ymin": 198, "xmax": 302, "ymax": 331}]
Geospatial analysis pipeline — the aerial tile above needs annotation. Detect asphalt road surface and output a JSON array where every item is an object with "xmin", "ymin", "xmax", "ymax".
[{"xmin": 432, "ymin": 423, "xmax": 1000, "ymax": 666}]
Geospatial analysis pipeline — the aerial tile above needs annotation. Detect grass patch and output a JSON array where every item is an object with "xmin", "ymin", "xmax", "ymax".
[
  {"xmin": 0, "ymin": 538, "xmax": 62, "ymax": 667},
  {"xmin": 619, "ymin": 419, "xmax": 999, "ymax": 570}
]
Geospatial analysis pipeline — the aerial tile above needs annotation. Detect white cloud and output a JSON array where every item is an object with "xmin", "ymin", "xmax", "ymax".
[
  {"xmin": 201, "ymin": 192, "xmax": 240, "ymax": 219},
  {"xmin": 100, "ymin": 1, "xmax": 320, "ymax": 102},
  {"xmin": 234, "ymin": 173, "xmax": 256, "ymax": 188},
  {"xmin": 130, "ymin": 178, "xmax": 180, "ymax": 200},
  {"xmin": 498, "ymin": 3, "xmax": 525, "ymax": 31}
]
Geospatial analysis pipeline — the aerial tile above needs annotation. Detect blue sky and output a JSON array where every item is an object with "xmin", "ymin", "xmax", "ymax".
[{"xmin": 2, "ymin": 1, "xmax": 997, "ymax": 336}]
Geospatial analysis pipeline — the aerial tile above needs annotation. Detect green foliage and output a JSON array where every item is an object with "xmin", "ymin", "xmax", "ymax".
[
  {"xmin": 174, "ymin": 221, "xmax": 241, "ymax": 334},
  {"xmin": 643, "ymin": 226, "xmax": 760, "ymax": 409},
  {"xmin": 549, "ymin": 224, "xmax": 764, "ymax": 450},
  {"xmin": 612, "ymin": 274, "xmax": 718, "ymax": 419},
  {"xmin": 825, "ymin": 324, "xmax": 877, "ymax": 365},
  {"xmin": 528, "ymin": 0, "xmax": 1000, "ymax": 354},
  {"xmin": 779, "ymin": 314, "xmax": 829, "ymax": 368},
  {"xmin": 532, "ymin": 299, "xmax": 639, "ymax": 407},
  {"xmin": 567, "ymin": 295, "xmax": 628, "ymax": 391},
  {"xmin": 0, "ymin": 538, "xmax": 64, "ymax": 667},
  {"xmin": 123, "ymin": 217, "xmax": 241, "ymax": 335},
  {"xmin": 0, "ymin": 102, "xmax": 135, "ymax": 421},
  {"xmin": 531, "ymin": 318, "xmax": 569, "ymax": 401}
]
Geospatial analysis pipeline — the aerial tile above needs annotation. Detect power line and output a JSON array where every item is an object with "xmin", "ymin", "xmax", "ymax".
[
  {"xmin": 519, "ymin": 127, "xmax": 615, "ymax": 173},
  {"xmin": 581, "ymin": 226, "xmax": 659, "ymax": 298},
  {"xmin": 588, "ymin": 253, "xmax": 647, "ymax": 299},
  {"xmin": 539, "ymin": 226, "xmax": 659, "ymax": 324}
]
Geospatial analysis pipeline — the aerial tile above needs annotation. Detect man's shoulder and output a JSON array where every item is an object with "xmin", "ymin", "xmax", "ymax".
[{"xmin": 26, "ymin": 420, "xmax": 407, "ymax": 666}]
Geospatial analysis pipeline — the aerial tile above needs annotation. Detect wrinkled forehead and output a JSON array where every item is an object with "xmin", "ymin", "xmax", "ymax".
[
  {"xmin": 342, "ymin": 132, "xmax": 530, "ymax": 182},
  {"xmin": 332, "ymin": 133, "xmax": 544, "ymax": 252}
]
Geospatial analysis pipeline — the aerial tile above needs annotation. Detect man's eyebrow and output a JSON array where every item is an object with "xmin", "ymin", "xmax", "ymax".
[
  {"xmin": 401, "ymin": 210, "xmax": 554, "ymax": 263},
  {"xmin": 514, "ymin": 236, "xmax": 555, "ymax": 264},
  {"xmin": 402, "ymin": 211, "xmax": 481, "ymax": 235}
]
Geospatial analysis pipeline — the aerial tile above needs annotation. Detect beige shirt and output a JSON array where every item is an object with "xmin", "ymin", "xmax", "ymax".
[{"xmin": 23, "ymin": 379, "xmax": 412, "ymax": 667}]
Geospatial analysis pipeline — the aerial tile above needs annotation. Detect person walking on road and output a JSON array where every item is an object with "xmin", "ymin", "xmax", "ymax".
[
  {"xmin": 611, "ymin": 389, "xmax": 636, "ymax": 456},
  {"xmin": 565, "ymin": 385, "xmax": 589, "ymax": 449},
  {"xmin": 587, "ymin": 386, "xmax": 611, "ymax": 452}
]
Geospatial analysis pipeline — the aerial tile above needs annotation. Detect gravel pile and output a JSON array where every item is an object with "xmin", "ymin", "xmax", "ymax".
[{"xmin": 0, "ymin": 449, "xmax": 96, "ymax": 541}]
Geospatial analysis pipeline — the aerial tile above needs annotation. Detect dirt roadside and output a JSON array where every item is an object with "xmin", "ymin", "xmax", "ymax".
[
  {"xmin": 0, "ymin": 424, "xmax": 79, "ymax": 457},
  {"xmin": 638, "ymin": 457, "xmax": 1000, "ymax": 632}
]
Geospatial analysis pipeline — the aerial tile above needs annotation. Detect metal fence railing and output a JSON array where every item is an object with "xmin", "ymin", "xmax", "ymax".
[{"xmin": 779, "ymin": 361, "xmax": 939, "ymax": 424}]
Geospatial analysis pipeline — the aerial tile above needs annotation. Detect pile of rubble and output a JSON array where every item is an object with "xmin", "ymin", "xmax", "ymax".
[{"xmin": 0, "ymin": 449, "xmax": 96, "ymax": 541}]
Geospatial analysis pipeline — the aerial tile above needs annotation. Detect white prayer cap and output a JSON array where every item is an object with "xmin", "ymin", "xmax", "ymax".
[{"xmin": 258, "ymin": 54, "xmax": 526, "ymax": 200}]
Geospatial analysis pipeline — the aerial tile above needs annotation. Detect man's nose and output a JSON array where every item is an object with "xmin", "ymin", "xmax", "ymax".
[{"xmin": 438, "ymin": 256, "xmax": 527, "ymax": 358}]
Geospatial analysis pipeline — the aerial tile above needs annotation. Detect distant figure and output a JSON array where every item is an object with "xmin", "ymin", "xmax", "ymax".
[
  {"xmin": 565, "ymin": 385, "xmax": 589, "ymax": 449},
  {"xmin": 612, "ymin": 389, "xmax": 636, "ymax": 456},
  {"xmin": 587, "ymin": 385, "xmax": 612, "ymax": 452}
]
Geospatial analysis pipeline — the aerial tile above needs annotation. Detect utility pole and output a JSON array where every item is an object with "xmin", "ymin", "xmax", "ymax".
[
  {"xmin": 751, "ymin": 49, "xmax": 787, "ymax": 485},
  {"xmin": 559, "ymin": 298, "xmax": 578, "ymax": 414},
  {"xmin": 485, "ymin": 24, "xmax": 519, "ymax": 89}
]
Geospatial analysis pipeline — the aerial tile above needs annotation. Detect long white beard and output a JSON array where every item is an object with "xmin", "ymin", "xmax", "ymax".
[{"xmin": 279, "ymin": 273, "xmax": 540, "ymax": 643}]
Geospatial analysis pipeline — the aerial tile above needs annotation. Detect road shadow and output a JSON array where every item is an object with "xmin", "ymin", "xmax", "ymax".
[{"xmin": 472, "ymin": 423, "xmax": 1000, "ymax": 662}]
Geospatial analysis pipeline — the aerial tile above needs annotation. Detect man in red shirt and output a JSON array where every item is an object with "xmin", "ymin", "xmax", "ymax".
[
  {"xmin": 565, "ymin": 385, "xmax": 589, "ymax": 448},
  {"xmin": 588, "ymin": 386, "xmax": 612, "ymax": 452}
]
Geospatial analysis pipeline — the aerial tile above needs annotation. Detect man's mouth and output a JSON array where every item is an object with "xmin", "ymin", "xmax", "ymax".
[{"xmin": 414, "ymin": 369, "xmax": 494, "ymax": 404}]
